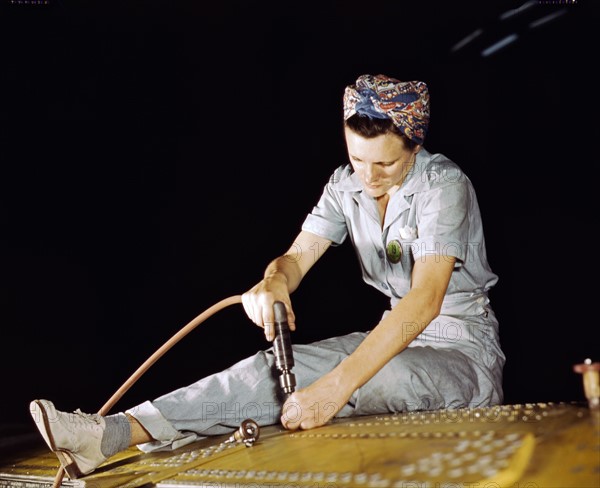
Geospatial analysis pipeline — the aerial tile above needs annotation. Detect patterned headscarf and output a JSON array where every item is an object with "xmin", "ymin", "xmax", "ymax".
[{"xmin": 343, "ymin": 74, "xmax": 430, "ymax": 145}]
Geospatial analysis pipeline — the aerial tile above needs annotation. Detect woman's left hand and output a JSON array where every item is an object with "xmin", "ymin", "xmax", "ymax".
[{"xmin": 280, "ymin": 371, "xmax": 353, "ymax": 430}]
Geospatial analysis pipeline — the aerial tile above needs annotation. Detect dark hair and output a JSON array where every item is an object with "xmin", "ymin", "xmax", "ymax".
[{"xmin": 344, "ymin": 113, "xmax": 418, "ymax": 151}]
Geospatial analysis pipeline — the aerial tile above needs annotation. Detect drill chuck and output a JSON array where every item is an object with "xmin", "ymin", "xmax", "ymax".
[{"xmin": 273, "ymin": 301, "xmax": 296, "ymax": 397}]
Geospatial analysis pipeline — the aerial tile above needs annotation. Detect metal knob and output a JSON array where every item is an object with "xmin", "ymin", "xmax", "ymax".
[{"xmin": 225, "ymin": 419, "xmax": 260, "ymax": 447}]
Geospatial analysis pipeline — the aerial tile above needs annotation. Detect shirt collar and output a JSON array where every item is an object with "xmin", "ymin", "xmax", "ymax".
[{"xmin": 331, "ymin": 147, "xmax": 433, "ymax": 196}]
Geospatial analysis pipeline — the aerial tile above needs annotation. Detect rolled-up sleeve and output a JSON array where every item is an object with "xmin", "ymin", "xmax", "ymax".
[
  {"xmin": 412, "ymin": 181, "xmax": 469, "ymax": 264},
  {"xmin": 301, "ymin": 179, "xmax": 348, "ymax": 245}
]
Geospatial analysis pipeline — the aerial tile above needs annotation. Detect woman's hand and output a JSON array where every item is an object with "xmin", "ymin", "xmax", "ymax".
[
  {"xmin": 241, "ymin": 273, "xmax": 295, "ymax": 341},
  {"xmin": 280, "ymin": 370, "xmax": 353, "ymax": 430},
  {"xmin": 241, "ymin": 232, "xmax": 332, "ymax": 341}
]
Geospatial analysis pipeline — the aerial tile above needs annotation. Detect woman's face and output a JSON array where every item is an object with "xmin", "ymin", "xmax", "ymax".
[{"xmin": 344, "ymin": 127, "xmax": 421, "ymax": 198}]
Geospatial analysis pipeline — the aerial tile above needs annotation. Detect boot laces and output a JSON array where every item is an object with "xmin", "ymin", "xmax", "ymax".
[{"xmin": 70, "ymin": 408, "xmax": 102, "ymax": 426}]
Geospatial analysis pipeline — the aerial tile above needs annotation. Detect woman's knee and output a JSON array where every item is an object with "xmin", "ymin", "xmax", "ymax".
[{"xmin": 353, "ymin": 347, "xmax": 480, "ymax": 415}]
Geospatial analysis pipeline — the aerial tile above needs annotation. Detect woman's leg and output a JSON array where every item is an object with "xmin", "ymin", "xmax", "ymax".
[
  {"xmin": 127, "ymin": 332, "xmax": 368, "ymax": 452},
  {"xmin": 29, "ymin": 330, "xmax": 368, "ymax": 478}
]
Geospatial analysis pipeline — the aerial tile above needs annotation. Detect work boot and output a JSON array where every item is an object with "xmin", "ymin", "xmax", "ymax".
[{"xmin": 29, "ymin": 399, "xmax": 107, "ymax": 478}]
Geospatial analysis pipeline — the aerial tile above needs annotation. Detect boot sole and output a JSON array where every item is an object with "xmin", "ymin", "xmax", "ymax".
[{"xmin": 30, "ymin": 400, "xmax": 85, "ymax": 479}]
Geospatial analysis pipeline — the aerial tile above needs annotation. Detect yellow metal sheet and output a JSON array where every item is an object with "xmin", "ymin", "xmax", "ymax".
[{"xmin": 0, "ymin": 403, "xmax": 598, "ymax": 488}]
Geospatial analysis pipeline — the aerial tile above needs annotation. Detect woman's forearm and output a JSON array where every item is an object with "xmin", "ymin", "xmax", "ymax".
[
  {"xmin": 262, "ymin": 255, "xmax": 304, "ymax": 294},
  {"xmin": 261, "ymin": 231, "xmax": 332, "ymax": 295},
  {"xmin": 335, "ymin": 287, "xmax": 443, "ymax": 394}
]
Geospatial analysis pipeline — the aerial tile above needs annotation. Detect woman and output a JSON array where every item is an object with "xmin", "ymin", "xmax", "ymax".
[{"xmin": 30, "ymin": 74, "xmax": 505, "ymax": 478}]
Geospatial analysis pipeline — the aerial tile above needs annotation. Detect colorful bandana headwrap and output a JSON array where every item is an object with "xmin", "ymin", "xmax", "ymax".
[{"xmin": 343, "ymin": 74, "xmax": 430, "ymax": 145}]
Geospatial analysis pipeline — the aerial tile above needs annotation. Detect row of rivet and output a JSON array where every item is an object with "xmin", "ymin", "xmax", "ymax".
[
  {"xmin": 175, "ymin": 467, "xmax": 390, "ymax": 486},
  {"xmin": 172, "ymin": 458, "xmax": 514, "ymax": 488},
  {"xmin": 289, "ymin": 429, "xmax": 499, "ymax": 439},
  {"xmin": 364, "ymin": 416, "xmax": 493, "ymax": 425},
  {"xmin": 365, "ymin": 408, "xmax": 550, "ymax": 425},
  {"xmin": 373, "ymin": 402, "xmax": 557, "ymax": 423}
]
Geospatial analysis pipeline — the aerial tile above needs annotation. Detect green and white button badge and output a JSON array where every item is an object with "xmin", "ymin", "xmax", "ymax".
[{"xmin": 386, "ymin": 240, "xmax": 402, "ymax": 264}]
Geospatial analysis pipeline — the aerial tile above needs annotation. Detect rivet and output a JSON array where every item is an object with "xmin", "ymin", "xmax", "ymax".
[
  {"xmin": 300, "ymin": 472, "xmax": 312, "ymax": 482},
  {"xmin": 477, "ymin": 455, "xmax": 493, "ymax": 466},
  {"xmin": 325, "ymin": 472, "xmax": 339, "ymax": 482},
  {"xmin": 448, "ymin": 467, "xmax": 465, "ymax": 478},
  {"xmin": 462, "ymin": 452, "xmax": 477, "ymax": 461},
  {"xmin": 481, "ymin": 467, "xmax": 499, "ymax": 477},
  {"xmin": 355, "ymin": 472, "xmax": 369, "ymax": 484},
  {"xmin": 454, "ymin": 440, "xmax": 470, "ymax": 452},
  {"xmin": 340, "ymin": 472, "xmax": 353, "ymax": 483}
]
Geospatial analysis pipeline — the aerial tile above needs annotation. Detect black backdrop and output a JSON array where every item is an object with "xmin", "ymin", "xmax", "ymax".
[{"xmin": 1, "ymin": 0, "xmax": 598, "ymax": 439}]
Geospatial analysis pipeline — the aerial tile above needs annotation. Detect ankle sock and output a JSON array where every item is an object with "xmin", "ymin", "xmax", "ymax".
[{"xmin": 100, "ymin": 413, "xmax": 131, "ymax": 458}]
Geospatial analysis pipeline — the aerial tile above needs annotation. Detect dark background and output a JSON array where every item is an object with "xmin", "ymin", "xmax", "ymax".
[{"xmin": 1, "ymin": 0, "xmax": 598, "ymax": 446}]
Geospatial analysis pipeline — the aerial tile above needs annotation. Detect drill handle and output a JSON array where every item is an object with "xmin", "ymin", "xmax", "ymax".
[{"xmin": 273, "ymin": 301, "xmax": 294, "ymax": 369}]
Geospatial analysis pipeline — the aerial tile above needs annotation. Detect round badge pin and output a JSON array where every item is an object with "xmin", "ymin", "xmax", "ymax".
[{"xmin": 386, "ymin": 239, "xmax": 402, "ymax": 264}]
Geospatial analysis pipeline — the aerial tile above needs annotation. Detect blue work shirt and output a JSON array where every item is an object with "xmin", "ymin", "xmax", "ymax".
[{"xmin": 302, "ymin": 148, "xmax": 498, "ymax": 313}]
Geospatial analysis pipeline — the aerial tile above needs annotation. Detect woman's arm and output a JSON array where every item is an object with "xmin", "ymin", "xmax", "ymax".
[
  {"xmin": 242, "ymin": 230, "xmax": 332, "ymax": 340},
  {"xmin": 281, "ymin": 253, "xmax": 456, "ymax": 430}
]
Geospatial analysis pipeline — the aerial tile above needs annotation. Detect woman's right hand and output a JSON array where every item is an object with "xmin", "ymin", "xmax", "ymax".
[
  {"xmin": 241, "ymin": 274, "xmax": 296, "ymax": 341},
  {"xmin": 241, "ymin": 231, "xmax": 331, "ymax": 341}
]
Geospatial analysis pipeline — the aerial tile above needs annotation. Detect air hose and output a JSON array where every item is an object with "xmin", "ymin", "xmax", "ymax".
[{"xmin": 52, "ymin": 294, "xmax": 243, "ymax": 488}]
